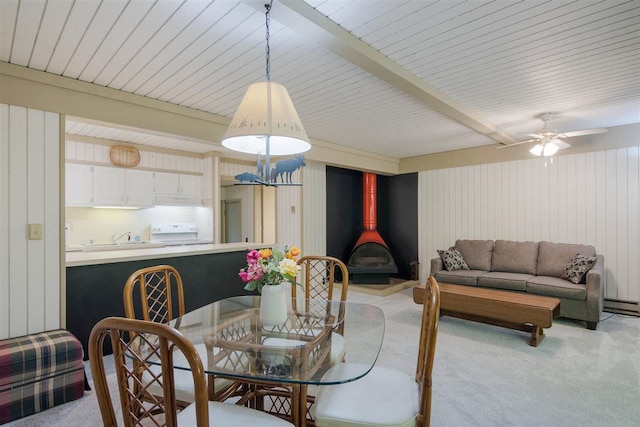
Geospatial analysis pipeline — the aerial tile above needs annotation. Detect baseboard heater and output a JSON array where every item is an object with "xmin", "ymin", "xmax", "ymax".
[{"xmin": 604, "ymin": 299, "xmax": 640, "ymax": 316}]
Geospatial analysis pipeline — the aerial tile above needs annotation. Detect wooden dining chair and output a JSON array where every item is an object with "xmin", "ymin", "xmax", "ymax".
[
  {"xmin": 313, "ymin": 276, "xmax": 441, "ymax": 427},
  {"xmin": 123, "ymin": 265, "xmax": 239, "ymax": 406},
  {"xmin": 292, "ymin": 255, "xmax": 349, "ymax": 364},
  {"xmin": 89, "ymin": 317, "xmax": 293, "ymax": 427},
  {"xmin": 257, "ymin": 256, "xmax": 350, "ymax": 423},
  {"xmin": 123, "ymin": 265, "xmax": 184, "ymax": 323}
]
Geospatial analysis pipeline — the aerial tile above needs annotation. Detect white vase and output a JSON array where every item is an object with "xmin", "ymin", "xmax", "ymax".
[{"xmin": 260, "ymin": 283, "xmax": 288, "ymax": 326}]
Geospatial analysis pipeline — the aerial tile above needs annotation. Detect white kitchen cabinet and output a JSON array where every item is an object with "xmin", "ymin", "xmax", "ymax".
[
  {"xmin": 125, "ymin": 169, "xmax": 154, "ymax": 207},
  {"xmin": 154, "ymin": 171, "xmax": 181, "ymax": 194},
  {"xmin": 178, "ymin": 174, "xmax": 202, "ymax": 196},
  {"xmin": 154, "ymin": 172, "xmax": 202, "ymax": 205},
  {"xmin": 66, "ymin": 163, "xmax": 94, "ymax": 206},
  {"xmin": 66, "ymin": 164, "xmax": 155, "ymax": 208},
  {"xmin": 93, "ymin": 166, "xmax": 126, "ymax": 206}
]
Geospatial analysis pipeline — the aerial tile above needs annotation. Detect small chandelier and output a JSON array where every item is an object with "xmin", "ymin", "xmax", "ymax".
[
  {"xmin": 529, "ymin": 138, "xmax": 560, "ymax": 157},
  {"xmin": 222, "ymin": 1, "xmax": 310, "ymax": 184}
]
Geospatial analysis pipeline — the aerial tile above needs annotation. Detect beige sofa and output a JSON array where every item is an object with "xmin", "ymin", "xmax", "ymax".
[{"xmin": 430, "ymin": 240, "xmax": 604, "ymax": 330}]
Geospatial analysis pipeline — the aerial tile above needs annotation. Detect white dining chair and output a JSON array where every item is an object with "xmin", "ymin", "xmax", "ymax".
[{"xmin": 313, "ymin": 276, "xmax": 441, "ymax": 427}]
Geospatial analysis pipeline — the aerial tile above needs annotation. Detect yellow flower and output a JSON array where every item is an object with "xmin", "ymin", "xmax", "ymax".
[
  {"xmin": 278, "ymin": 258, "xmax": 299, "ymax": 277},
  {"xmin": 259, "ymin": 248, "xmax": 272, "ymax": 259}
]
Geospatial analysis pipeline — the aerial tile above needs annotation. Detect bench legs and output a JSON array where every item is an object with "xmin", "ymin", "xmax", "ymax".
[{"xmin": 529, "ymin": 325, "xmax": 545, "ymax": 347}]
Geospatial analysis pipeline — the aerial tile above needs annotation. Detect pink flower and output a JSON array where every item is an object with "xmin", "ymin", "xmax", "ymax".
[
  {"xmin": 247, "ymin": 250, "xmax": 260, "ymax": 263},
  {"xmin": 239, "ymin": 270, "xmax": 249, "ymax": 282}
]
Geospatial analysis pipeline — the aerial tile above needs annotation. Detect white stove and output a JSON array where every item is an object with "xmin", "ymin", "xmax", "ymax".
[{"xmin": 150, "ymin": 223, "xmax": 212, "ymax": 246}]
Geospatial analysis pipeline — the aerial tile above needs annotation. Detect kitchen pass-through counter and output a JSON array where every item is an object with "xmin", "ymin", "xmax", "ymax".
[
  {"xmin": 66, "ymin": 242, "xmax": 265, "ymax": 267},
  {"xmin": 66, "ymin": 242, "xmax": 269, "ymax": 357}
]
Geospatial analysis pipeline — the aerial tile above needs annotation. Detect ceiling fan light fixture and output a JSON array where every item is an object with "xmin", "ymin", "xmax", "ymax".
[
  {"xmin": 543, "ymin": 142, "xmax": 559, "ymax": 156},
  {"xmin": 530, "ymin": 142, "xmax": 559, "ymax": 157},
  {"xmin": 530, "ymin": 144, "xmax": 544, "ymax": 156}
]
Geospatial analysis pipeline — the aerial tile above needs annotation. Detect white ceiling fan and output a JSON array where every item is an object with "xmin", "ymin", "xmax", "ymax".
[{"xmin": 498, "ymin": 113, "xmax": 608, "ymax": 156}]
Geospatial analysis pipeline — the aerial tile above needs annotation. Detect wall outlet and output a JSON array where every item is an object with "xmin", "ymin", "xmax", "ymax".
[{"xmin": 29, "ymin": 223, "xmax": 43, "ymax": 240}]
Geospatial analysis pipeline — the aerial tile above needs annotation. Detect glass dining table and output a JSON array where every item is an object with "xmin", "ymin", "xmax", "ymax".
[{"xmin": 163, "ymin": 295, "xmax": 385, "ymax": 426}]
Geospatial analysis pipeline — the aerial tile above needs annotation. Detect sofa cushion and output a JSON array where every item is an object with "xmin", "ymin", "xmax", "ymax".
[
  {"xmin": 434, "ymin": 270, "xmax": 486, "ymax": 287},
  {"xmin": 491, "ymin": 240, "xmax": 539, "ymax": 275},
  {"xmin": 437, "ymin": 249, "xmax": 469, "ymax": 271},
  {"xmin": 537, "ymin": 241, "xmax": 596, "ymax": 278},
  {"xmin": 561, "ymin": 254, "xmax": 597, "ymax": 284},
  {"xmin": 526, "ymin": 276, "xmax": 587, "ymax": 301},
  {"xmin": 454, "ymin": 240, "xmax": 494, "ymax": 271},
  {"xmin": 477, "ymin": 272, "xmax": 533, "ymax": 292}
]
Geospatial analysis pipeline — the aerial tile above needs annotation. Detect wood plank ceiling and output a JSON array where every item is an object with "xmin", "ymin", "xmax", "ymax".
[{"xmin": 1, "ymin": 0, "xmax": 639, "ymax": 159}]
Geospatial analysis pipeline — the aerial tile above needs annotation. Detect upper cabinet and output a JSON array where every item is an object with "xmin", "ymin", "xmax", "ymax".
[
  {"xmin": 123, "ymin": 169, "xmax": 155, "ymax": 207},
  {"xmin": 155, "ymin": 172, "xmax": 202, "ymax": 196},
  {"xmin": 154, "ymin": 172, "xmax": 202, "ymax": 206},
  {"xmin": 66, "ymin": 164, "xmax": 155, "ymax": 208},
  {"xmin": 66, "ymin": 163, "xmax": 94, "ymax": 206},
  {"xmin": 92, "ymin": 166, "xmax": 126, "ymax": 206},
  {"xmin": 177, "ymin": 174, "xmax": 202, "ymax": 197}
]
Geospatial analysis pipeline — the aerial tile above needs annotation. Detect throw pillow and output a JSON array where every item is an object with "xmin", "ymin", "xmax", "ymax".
[
  {"xmin": 438, "ymin": 249, "xmax": 470, "ymax": 271},
  {"xmin": 561, "ymin": 254, "xmax": 597, "ymax": 284}
]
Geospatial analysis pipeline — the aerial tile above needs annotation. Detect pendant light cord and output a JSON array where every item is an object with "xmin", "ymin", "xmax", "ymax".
[{"xmin": 265, "ymin": 1, "xmax": 273, "ymax": 82}]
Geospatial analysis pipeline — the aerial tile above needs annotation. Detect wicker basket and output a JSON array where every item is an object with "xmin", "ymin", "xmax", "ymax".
[{"xmin": 109, "ymin": 145, "xmax": 140, "ymax": 168}]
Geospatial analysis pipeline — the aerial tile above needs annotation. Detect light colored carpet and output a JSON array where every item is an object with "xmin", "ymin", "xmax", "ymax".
[{"xmin": 7, "ymin": 288, "xmax": 639, "ymax": 426}]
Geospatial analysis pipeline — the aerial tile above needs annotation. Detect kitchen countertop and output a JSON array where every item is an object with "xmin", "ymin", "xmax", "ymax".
[{"xmin": 66, "ymin": 242, "xmax": 268, "ymax": 267}]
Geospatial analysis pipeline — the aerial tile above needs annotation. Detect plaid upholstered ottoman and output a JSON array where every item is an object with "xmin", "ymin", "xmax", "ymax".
[{"xmin": 0, "ymin": 330, "xmax": 85, "ymax": 424}]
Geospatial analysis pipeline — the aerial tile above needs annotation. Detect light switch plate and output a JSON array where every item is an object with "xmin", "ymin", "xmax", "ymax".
[{"xmin": 29, "ymin": 224, "xmax": 43, "ymax": 240}]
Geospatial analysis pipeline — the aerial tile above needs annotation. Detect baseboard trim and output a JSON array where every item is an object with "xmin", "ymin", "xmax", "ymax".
[{"xmin": 604, "ymin": 299, "xmax": 639, "ymax": 316}]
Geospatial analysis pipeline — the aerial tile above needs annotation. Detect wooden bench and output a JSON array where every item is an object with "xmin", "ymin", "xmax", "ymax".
[{"xmin": 413, "ymin": 282, "xmax": 560, "ymax": 346}]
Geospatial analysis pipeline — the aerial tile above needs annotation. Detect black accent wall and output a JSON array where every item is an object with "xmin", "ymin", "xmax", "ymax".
[{"xmin": 326, "ymin": 166, "xmax": 418, "ymax": 280}]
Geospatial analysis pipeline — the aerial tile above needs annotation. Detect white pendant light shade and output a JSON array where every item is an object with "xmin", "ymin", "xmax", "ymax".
[{"xmin": 222, "ymin": 82, "xmax": 311, "ymax": 156}]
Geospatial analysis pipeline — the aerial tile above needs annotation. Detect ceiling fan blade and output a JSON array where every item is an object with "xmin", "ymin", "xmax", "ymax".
[
  {"xmin": 561, "ymin": 128, "xmax": 608, "ymax": 138},
  {"xmin": 553, "ymin": 139, "xmax": 571, "ymax": 149},
  {"xmin": 518, "ymin": 133, "xmax": 543, "ymax": 138},
  {"xmin": 496, "ymin": 139, "xmax": 536, "ymax": 149}
]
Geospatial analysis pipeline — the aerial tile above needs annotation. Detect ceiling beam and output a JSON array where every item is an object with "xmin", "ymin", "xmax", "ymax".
[{"xmin": 246, "ymin": 0, "xmax": 517, "ymax": 145}]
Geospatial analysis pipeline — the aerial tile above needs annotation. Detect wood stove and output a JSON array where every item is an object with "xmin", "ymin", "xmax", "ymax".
[{"xmin": 347, "ymin": 172, "xmax": 397, "ymax": 284}]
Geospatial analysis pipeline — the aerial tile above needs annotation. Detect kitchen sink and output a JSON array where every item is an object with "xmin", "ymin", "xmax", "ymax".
[{"xmin": 81, "ymin": 241, "xmax": 165, "ymax": 252}]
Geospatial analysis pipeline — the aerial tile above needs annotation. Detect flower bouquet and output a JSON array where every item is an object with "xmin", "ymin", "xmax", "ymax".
[{"xmin": 239, "ymin": 245, "xmax": 301, "ymax": 293}]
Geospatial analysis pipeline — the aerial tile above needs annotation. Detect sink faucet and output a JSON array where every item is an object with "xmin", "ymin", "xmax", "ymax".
[{"xmin": 111, "ymin": 231, "xmax": 131, "ymax": 243}]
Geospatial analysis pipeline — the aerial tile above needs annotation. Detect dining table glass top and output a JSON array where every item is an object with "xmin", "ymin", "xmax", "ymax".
[{"xmin": 163, "ymin": 295, "xmax": 385, "ymax": 386}]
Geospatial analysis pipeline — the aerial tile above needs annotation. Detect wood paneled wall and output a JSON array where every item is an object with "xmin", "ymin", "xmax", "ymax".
[
  {"xmin": 418, "ymin": 146, "xmax": 640, "ymax": 304},
  {"xmin": 0, "ymin": 104, "xmax": 60, "ymax": 339},
  {"xmin": 302, "ymin": 161, "xmax": 326, "ymax": 256},
  {"xmin": 277, "ymin": 186, "xmax": 302, "ymax": 249}
]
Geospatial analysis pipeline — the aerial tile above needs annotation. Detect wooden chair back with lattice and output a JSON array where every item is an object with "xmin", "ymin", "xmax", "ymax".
[
  {"xmin": 415, "ymin": 276, "xmax": 441, "ymax": 427},
  {"xmin": 123, "ymin": 265, "xmax": 185, "ymax": 324},
  {"xmin": 89, "ymin": 317, "xmax": 209, "ymax": 427},
  {"xmin": 292, "ymin": 256, "xmax": 349, "ymax": 334}
]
